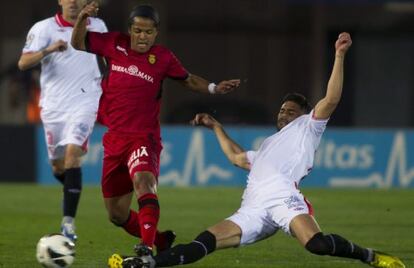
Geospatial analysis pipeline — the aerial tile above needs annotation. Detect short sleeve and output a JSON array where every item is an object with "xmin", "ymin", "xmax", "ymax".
[
  {"xmin": 22, "ymin": 22, "xmax": 50, "ymax": 53},
  {"xmin": 166, "ymin": 51, "xmax": 188, "ymax": 80},
  {"xmin": 246, "ymin": 150, "xmax": 257, "ymax": 166},
  {"xmin": 86, "ymin": 31, "xmax": 116, "ymax": 57},
  {"xmin": 96, "ymin": 19, "xmax": 108, "ymax": 33},
  {"xmin": 308, "ymin": 110, "xmax": 329, "ymax": 137}
]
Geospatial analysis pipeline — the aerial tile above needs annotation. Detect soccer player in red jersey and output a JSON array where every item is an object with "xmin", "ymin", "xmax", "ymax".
[{"xmin": 71, "ymin": 1, "xmax": 240, "ymax": 263}]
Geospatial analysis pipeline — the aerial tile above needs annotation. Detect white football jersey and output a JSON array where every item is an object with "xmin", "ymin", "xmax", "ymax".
[
  {"xmin": 243, "ymin": 111, "xmax": 328, "ymax": 206},
  {"xmin": 22, "ymin": 14, "xmax": 107, "ymax": 112}
]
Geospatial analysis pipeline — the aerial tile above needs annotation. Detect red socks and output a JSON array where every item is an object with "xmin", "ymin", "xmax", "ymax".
[
  {"xmin": 122, "ymin": 210, "xmax": 141, "ymax": 237},
  {"xmin": 137, "ymin": 193, "xmax": 160, "ymax": 248},
  {"xmin": 121, "ymin": 209, "xmax": 168, "ymax": 249}
]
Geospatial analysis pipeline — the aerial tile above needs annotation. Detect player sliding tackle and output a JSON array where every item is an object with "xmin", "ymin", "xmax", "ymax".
[{"xmin": 120, "ymin": 32, "xmax": 405, "ymax": 268}]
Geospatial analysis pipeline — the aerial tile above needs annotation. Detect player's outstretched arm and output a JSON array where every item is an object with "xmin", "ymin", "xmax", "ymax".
[
  {"xmin": 71, "ymin": 1, "xmax": 99, "ymax": 51},
  {"xmin": 18, "ymin": 40, "xmax": 68, "ymax": 71},
  {"xmin": 314, "ymin": 32, "xmax": 352, "ymax": 120},
  {"xmin": 191, "ymin": 113, "xmax": 250, "ymax": 170},
  {"xmin": 181, "ymin": 74, "xmax": 240, "ymax": 94}
]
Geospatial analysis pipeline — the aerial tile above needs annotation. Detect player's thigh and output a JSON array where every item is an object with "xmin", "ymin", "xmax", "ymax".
[
  {"xmin": 63, "ymin": 112, "xmax": 96, "ymax": 149},
  {"xmin": 290, "ymin": 214, "xmax": 321, "ymax": 246},
  {"xmin": 101, "ymin": 150, "xmax": 134, "ymax": 204},
  {"xmin": 40, "ymin": 110, "xmax": 66, "ymax": 160},
  {"xmin": 102, "ymin": 133, "xmax": 134, "ymax": 199},
  {"xmin": 226, "ymin": 206, "xmax": 278, "ymax": 247},
  {"xmin": 64, "ymin": 144, "xmax": 84, "ymax": 168},
  {"xmin": 268, "ymin": 191, "xmax": 318, "ymax": 241},
  {"xmin": 207, "ymin": 220, "xmax": 242, "ymax": 249},
  {"xmin": 127, "ymin": 135, "xmax": 162, "ymax": 184}
]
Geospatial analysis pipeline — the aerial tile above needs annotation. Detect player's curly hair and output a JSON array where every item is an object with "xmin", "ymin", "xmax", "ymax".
[
  {"xmin": 128, "ymin": 5, "xmax": 160, "ymax": 28},
  {"xmin": 282, "ymin": 93, "xmax": 312, "ymax": 113}
]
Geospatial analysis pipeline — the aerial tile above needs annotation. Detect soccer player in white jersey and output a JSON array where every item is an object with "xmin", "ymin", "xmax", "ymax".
[
  {"xmin": 127, "ymin": 33, "xmax": 406, "ymax": 268},
  {"xmin": 17, "ymin": 0, "xmax": 107, "ymax": 242}
]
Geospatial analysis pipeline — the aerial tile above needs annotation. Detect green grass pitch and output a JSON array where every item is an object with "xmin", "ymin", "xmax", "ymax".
[{"xmin": 0, "ymin": 184, "xmax": 413, "ymax": 267}]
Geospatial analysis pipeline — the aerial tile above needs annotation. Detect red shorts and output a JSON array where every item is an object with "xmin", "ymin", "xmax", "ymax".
[{"xmin": 101, "ymin": 131, "xmax": 162, "ymax": 198}]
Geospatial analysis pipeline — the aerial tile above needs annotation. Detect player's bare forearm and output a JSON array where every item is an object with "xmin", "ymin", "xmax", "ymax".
[
  {"xmin": 191, "ymin": 113, "xmax": 249, "ymax": 169},
  {"xmin": 18, "ymin": 51, "xmax": 46, "ymax": 70},
  {"xmin": 18, "ymin": 40, "xmax": 67, "ymax": 71},
  {"xmin": 71, "ymin": 16, "xmax": 88, "ymax": 51},
  {"xmin": 181, "ymin": 74, "xmax": 210, "ymax": 93},
  {"xmin": 72, "ymin": 2, "xmax": 98, "ymax": 51},
  {"xmin": 213, "ymin": 125, "xmax": 249, "ymax": 170},
  {"xmin": 314, "ymin": 32, "xmax": 352, "ymax": 119},
  {"xmin": 182, "ymin": 74, "xmax": 240, "ymax": 94},
  {"xmin": 213, "ymin": 125, "xmax": 243, "ymax": 154},
  {"xmin": 314, "ymin": 56, "xmax": 344, "ymax": 119},
  {"xmin": 327, "ymin": 55, "xmax": 344, "ymax": 102}
]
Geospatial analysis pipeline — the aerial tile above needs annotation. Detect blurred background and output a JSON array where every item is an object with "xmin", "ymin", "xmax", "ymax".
[
  {"xmin": 1, "ymin": 3, "xmax": 413, "ymax": 267},
  {"xmin": 0, "ymin": 0, "xmax": 413, "ymax": 186}
]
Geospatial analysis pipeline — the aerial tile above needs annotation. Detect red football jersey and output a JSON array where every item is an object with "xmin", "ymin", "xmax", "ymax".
[{"xmin": 87, "ymin": 32, "xmax": 189, "ymax": 136}]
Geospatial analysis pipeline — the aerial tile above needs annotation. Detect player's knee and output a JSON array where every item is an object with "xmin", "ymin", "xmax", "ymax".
[
  {"xmin": 51, "ymin": 162, "xmax": 65, "ymax": 175},
  {"xmin": 194, "ymin": 230, "xmax": 217, "ymax": 254},
  {"xmin": 133, "ymin": 172, "xmax": 156, "ymax": 192},
  {"xmin": 64, "ymin": 145, "xmax": 83, "ymax": 168},
  {"xmin": 305, "ymin": 232, "xmax": 333, "ymax": 256},
  {"xmin": 64, "ymin": 156, "xmax": 82, "ymax": 169}
]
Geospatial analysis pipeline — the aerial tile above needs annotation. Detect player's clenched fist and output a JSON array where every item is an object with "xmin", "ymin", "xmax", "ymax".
[
  {"xmin": 335, "ymin": 32, "xmax": 352, "ymax": 57},
  {"xmin": 190, "ymin": 113, "xmax": 221, "ymax": 129},
  {"xmin": 47, "ymin": 40, "xmax": 68, "ymax": 53},
  {"xmin": 215, "ymin": 79, "xmax": 241, "ymax": 94},
  {"xmin": 79, "ymin": 1, "xmax": 99, "ymax": 19}
]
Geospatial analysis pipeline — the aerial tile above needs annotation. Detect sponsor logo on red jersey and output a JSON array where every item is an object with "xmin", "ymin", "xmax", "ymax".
[{"xmin": 111, "ymin": 64, "xmax": 154, "ymax": 83}]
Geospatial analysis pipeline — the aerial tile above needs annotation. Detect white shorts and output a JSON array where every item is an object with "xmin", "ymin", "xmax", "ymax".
[
  {"xmin": 41, "ymin": 109, "xmax": 97, "ymax": 160},
  {"xmin": 226, "ymin": 192, "xmax": 313, "ymax": 246}
]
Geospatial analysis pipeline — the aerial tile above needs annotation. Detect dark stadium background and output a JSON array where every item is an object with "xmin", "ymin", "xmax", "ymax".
[{"xmin": 2, "ymin": 0, "xmax": 414, "ymax": 182}]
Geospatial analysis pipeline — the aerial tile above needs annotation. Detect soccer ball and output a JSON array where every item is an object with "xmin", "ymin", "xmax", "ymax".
[{"xmin": 36, "ymin": 234, "xmax": 75, "ymax": 268}]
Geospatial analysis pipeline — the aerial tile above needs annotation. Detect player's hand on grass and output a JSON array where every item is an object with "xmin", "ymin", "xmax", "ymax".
[
  {"xmin": 335, "ymin": 32, "xmax": 352, "ymax": 57},
  {"xmin": 190, "ymin": 113, "xmax": 221, "ymax": 129},
  {"xmin": 215, "ymin": 79, "xmax": 241, "ymax": 94},
  {"xmin": 79, "ymin": 1, "xmax": 99, "ymax": 19}
]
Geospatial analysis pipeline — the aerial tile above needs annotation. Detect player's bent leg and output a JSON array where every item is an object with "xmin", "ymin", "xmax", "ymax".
[
  {"xmin": 105, "ymin": 194, "xmax": 175, "ymax": 255},
  {"xmin": 133, "ymin": 171, "xmax": 159, "ymax": 253},
  {"xmin": 289, "ymin": 214, "xmax": 321, "ymax": 246},
  {"xmin": 105, "ymin": 192, "xmax": 134, "ymax": 226},
  {"xmin": 64, "ymin": 144, "xmax": 83, "ymax": 169},
  {"xmin": 152, "ymin": 220, "xmax": 242, "ymax": 267},
  {"xmin": 107, "ymin": 172, "xmax": 160, "ymax": 268},
  {"xmin": 290, "ymin": 214, "xmax": 374, "ymax": 264},
  {"xmin": 207, "ymin": 220, "xmax": 242, "ymax": 250},
  {"xmin": 59, "ymin": 144, "xmax": 84, "ymax": 242},
  {"xmin": 51, "ymin": 159, "xmax": 65, "ymax": 184}
]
